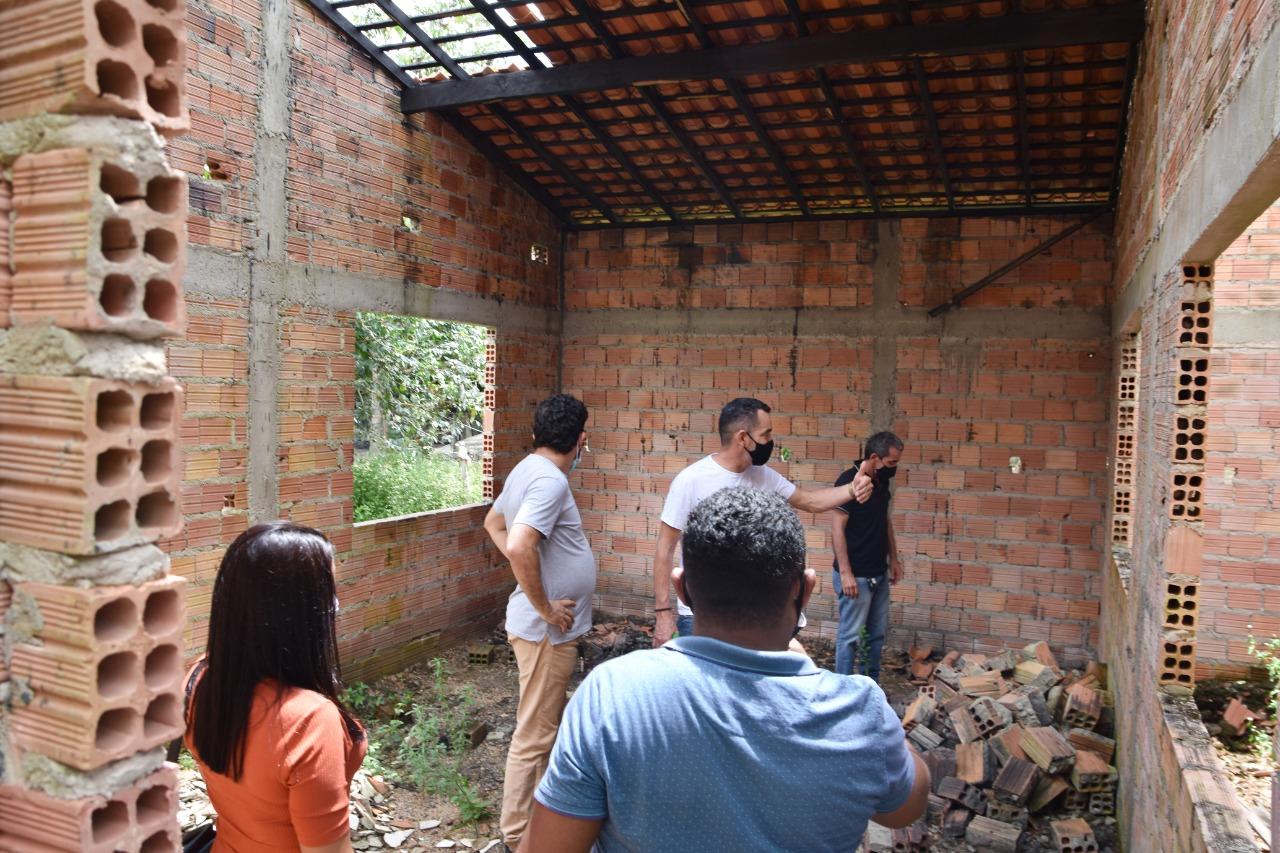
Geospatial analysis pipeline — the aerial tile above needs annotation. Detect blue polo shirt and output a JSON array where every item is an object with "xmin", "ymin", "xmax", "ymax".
[{"xmin": 535, "ymin": 636, "xmax": 915, "ymax": 852}]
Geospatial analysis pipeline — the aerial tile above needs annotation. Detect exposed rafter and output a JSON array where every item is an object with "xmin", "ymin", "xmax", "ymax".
[
  {"xmin": 565, "ymin": 0, "xmax": 742, "ymax": 218},
  {"xmin": 672, "ymin": 0, "xmax": 811, "ymax": 215},
  {"xmin": 401, "ymin": 6, "xmax": 1145, "ymax": 112},
  {"xmin": 307, "ymin": 0, "xmax": 1144, "ymax": 227},
  {"xmin": 461, "ymin": 0, "xmax": 681, "ymax": 221}
]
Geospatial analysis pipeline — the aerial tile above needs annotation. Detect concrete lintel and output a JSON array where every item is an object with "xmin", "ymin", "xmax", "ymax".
[
  {"xmin": 186, "ymin": 247, "xmax": 559, "ymax": 335},
  {"xmin": 562, "ymin": 306, "xmax": 1109, "ymax": 341},
  {"xmin": 1113, "ymin": 21, "xmax": 1280, "ymax": 331},
  {"xmin": 1213, "ymin": 307, "xmax": 1280, "ymax": 346}
]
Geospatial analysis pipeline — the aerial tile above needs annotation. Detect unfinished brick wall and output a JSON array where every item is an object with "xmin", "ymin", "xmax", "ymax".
[
  {"xmin": 1112, "ymin": 0, "xmax": 1279, "ymax": 290},
  {"xmin": 1196, "ymin": 201, "xmax": 1280, "ymax": 677},
  {"xmin": 165, "ymin": 0, "xmax": 562, "ymax": 677},
  {"xmin": 1102, "ymin": 2, "xmax": 1278, "ymax": 848},
  {"xmin": 0, "ymin": 0, "xmax": 192, "ymax": 841},
  {"xmin": 564, "ymin": 216, "xmax": 1112, "ymax": 666}
]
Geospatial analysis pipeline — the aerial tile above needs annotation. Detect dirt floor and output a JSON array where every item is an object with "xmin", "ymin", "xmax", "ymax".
[
  {"xmin": 176, "ymin": 622, "xmax": 1133, "ymax": 852},
  {"xmin": 1195, "ymin": 679, "xmax": 1274, "ymax": 850}
]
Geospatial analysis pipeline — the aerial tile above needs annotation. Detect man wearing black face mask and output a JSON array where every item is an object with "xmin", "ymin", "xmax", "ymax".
[{"xmin": 652, "ymin": 397, "xmax": 873, "ymax": 647}]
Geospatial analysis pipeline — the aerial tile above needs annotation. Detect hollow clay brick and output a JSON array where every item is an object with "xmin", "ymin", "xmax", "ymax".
[
  {"xmin": 0, "ymin": 763, "xmax": 178, "ymax": 852},
  {"xmin": 0, "ymin": 374, "xmax": 183, "ymax": 554},
  {"xmin": 1177, "ymin": 279, "xmax": 1213, "ymax": 348},
  {"xmin": 1164, "ymin": 577, "xmax": 1198, "ymax": 630},
  {"xmin": 1168, "ymin": 471, "xmax": 1204, "ymax": 521},
  {"xmin": 1051, "ymin": 817, "xmax": 1098, "ymax": 853},
  {"xmin": 0, "ymin": 0, "xmax": 187, "ymax": 134},
  {"xmin": 9, "ymin": 576, "xmax": 185, "ymax": 770},
  {"xmin": 0, "ymin": 179, "xmax": 10, "ymax": 327},
  {"xmin": 10, "ymin": 147, "xmax": 186, "ymax": 337}
]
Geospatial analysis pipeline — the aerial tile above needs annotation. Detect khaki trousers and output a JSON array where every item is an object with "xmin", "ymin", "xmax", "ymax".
[{"xmin": 500, "ymin": 634, "xmax": 579, "ymax": 846}]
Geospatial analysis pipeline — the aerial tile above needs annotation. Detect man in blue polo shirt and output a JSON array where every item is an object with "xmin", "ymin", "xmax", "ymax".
[{"xmin": 519, "ymin": 488, "xmax": 929, "ymax": 853}]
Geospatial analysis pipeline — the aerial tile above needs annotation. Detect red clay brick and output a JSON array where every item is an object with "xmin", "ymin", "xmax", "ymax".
[
  {"xmin": 0, "ymin": 0, "xmax": 188, "ymax": 133},
  {"xmin": 0, "ymin": 375, "xmax": 183, "ymax": 554}
]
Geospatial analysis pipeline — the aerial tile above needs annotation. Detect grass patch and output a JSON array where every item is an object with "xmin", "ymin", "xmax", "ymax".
[
  {"xmin": 343, "ymin": 659, "xmax": 493, "ymax": 824},
  {"xmin": 353, "ymin": 450, "xmax": 484, "ymax": 523}
]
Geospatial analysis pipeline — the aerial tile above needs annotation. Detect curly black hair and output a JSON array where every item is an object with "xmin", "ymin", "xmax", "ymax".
[
  {"xmin": 532, "ymin": 393, "xmax": 589, "ymax": 454},
  {"xmin": 681, "ymin": 488, "xmax": 806, "ymax": 621}
]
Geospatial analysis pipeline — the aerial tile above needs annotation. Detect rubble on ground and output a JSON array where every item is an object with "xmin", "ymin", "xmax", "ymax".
[
  {"xmin": 177, "ymin": 767, "xmax": 502, "ymax": 852},
  {"xmin": 871, "ymin": 642, "xmax": 1120, "ymax": 852}
]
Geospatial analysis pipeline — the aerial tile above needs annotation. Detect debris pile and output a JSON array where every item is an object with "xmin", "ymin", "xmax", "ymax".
[
  {"xmin": 886, "ymin": 642, "xmax": 1117, "ymax": 852},
  {"xmin": 577, "ymin": 619, "xmax": 654, "ymax": 673},
  {"xmin": 178, "ymin": 767, "xmax": 503, "ymax": 852}
]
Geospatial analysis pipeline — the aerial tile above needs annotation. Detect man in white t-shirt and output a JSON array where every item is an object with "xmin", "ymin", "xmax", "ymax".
[{"xmin": 652, "ymin": 397, "xmax": 873, "ymax": 646}]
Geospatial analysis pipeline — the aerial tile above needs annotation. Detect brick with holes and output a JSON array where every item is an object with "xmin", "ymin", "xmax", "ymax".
[
  {"xmin": 0, "ymin": 374, "xmax": 183, "ymax": 553},
  {"xmin": 0, "ymin": 763, "xmax": 178, "ymax": 851},
  {"xmin": 9, "ymin": 146, "xmax": 186, "ymax": 336},
  {"xmin": 0, "ymin": 0, "xmax": 187, "ymax": 133},
  {"xmin": 7, "ymin": 576, "xmax": 185, "ymax": 770},
  {"xmin": 1051, "ymin": 817, "xmax": 1098, "ymax": 853}
]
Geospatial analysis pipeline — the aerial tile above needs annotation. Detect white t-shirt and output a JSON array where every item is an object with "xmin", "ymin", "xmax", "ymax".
[{"xmin": 659, "ymin": 455, "xmax": 798, "ymax": 617}]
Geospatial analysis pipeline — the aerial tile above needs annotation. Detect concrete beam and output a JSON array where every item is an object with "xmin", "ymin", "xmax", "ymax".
[
  {"xmin": 1113, "ymin": 21, "xmax": 1280, "ymax": 331},
  {"xmin": 561, "ymin": 305, "xmax": 1109, "ymax": 341},
  {"xmin": 1213, "ymin": 307, "xmax": 1280, "ymax": 346},
  {"xmin": 187, "ymin": 247, "xmax": 561, "ymax": 337},
  {"xmin": 246, "ymin": 0, "xmax": 293, "ymax": 522}
]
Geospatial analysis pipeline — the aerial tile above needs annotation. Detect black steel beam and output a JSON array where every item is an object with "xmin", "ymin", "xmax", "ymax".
[
  {"xmin": 672, "ymin": 0, "xmax": 810, "ymax": 214},
  {"xmin": 462, "ymin": 0, "xmax": 679, "ymax": 222},
  {"xmin": 1110, "ymin": 43, "xmax": 1140, "ymax": 205},
  {"xmin": 910, "ymin": 58, "xmax": 954, "ymax": 210},
  {"xmin": 563, "ymin": 0, "xmax": 741, "ymax": 218},
  {"xmin": 401, "ymin": 5, "xmax": 1145, "ymax": 112},
  {"xmin": 571, "ymin": 202, "xmax": 1109, "ymax": 230},
  {"xmin": 927, "ymin": 208, "xmax": 1109, "ymax": 316},
  {"xmin": 1015, "ymin": 53, "xmax": 1034, "ymax": 206},
  {"xmin": 303, "ymin": 0, "xmax": 577, "ymax": 225}
]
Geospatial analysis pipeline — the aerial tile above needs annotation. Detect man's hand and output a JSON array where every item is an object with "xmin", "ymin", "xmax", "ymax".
[
  {"xmin": 653, "ymin": 609, "xmax": 676, "ymax": 647},
  {"xmin": 839, "ymin": 569, "xmax": 859, "ymax": 599},
  {"xmin": 540, "ymin": 598, "xmax": 576, "ymax": 633},
  {"xmin": 851, "ymin": 457, "xmax": 875, "ymax": 503},
  {"xmin": 890, "ymin": 557, "xmax": 903, "ymax": 585}
]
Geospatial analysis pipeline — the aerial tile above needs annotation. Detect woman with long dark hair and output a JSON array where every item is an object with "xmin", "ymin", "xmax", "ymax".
[{"xmin": 185, "ymin": 522, "xmax": 364, "ymax": 853}]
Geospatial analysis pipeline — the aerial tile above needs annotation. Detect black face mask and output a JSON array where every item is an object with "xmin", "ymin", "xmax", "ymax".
[{"xmin": 746, "ymin": 435, "xmax": 774, "ymax": 466}]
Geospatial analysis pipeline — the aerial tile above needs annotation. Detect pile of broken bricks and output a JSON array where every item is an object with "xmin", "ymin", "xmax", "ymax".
[{"xmin": 888, "ymin": 642, "xmax": 1115, "ymax": 853}]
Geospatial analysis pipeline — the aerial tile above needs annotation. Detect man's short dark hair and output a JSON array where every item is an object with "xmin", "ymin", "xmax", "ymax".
[
  {"xmin": 865, "ymin": 431, "xmax": 904, "ymax": 459},
  {"xmin": 717, "ymin": 397, "xmax": 771, "ymax": 444},
  {"xmin": 533, "ymin": 394, "xmax": 588, "ymax": 454},
  {"xmin": 681, "ymin": 488, "xmax": 806, "ymax": 622}
]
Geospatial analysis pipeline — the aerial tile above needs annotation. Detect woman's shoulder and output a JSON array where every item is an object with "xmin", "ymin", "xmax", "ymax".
[{"xmin": 267, "ymin": 683, "xmax": 344, "ymax": 727}]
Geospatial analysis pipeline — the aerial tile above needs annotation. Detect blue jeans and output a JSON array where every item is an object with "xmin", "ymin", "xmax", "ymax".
[
  {"xmin": 832, "ymin": 570, "xmax": 890, "ymax": 680},
  {"xmin": 676, "ymin": 614, "xmax": 694, "ymax": 637}
]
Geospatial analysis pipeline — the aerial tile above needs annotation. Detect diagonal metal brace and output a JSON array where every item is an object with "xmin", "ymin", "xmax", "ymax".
[{"xmin": 927, "ymin": 209, "xmax": 1109, "ymax": 317}]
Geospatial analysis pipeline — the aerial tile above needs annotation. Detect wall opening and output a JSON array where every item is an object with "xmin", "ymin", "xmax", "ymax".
[{"xmin": 352, "ymin": 313, "xmax": 494, "ymax": 523}]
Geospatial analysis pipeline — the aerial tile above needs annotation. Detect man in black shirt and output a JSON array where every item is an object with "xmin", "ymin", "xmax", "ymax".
[{"xmin": 830, "ymin": 431, "xmax": 904, "ymax": 679}]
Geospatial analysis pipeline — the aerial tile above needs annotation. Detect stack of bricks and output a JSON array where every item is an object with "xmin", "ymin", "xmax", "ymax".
[
  {"xmin": 1157, "ymin": 265, "xmax": 1213, "ymax": 694},
  {"xmin": 0, "ymin": 0, "xmax": 189, "ymax": 845},
  {"xmin": 894, "ymin": 642, "xmax": 1117, "ymax": 852}
]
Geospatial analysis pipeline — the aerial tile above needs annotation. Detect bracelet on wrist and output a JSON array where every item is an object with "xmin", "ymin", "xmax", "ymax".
[{"xmin": 654, "ymin": 607, "xmax": 673, "ymax": 613}]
